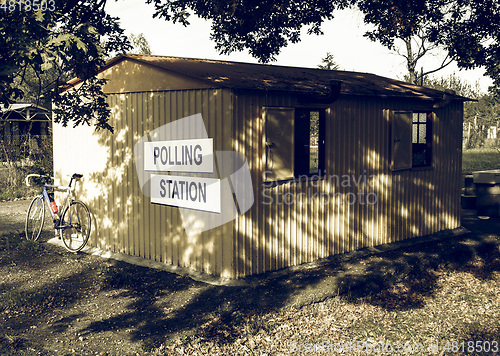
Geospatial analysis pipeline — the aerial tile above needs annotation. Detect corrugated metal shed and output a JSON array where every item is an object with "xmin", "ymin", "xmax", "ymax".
[{"xmin": 55, "ymin": 54, "xmax": 467, "ymax": 279}]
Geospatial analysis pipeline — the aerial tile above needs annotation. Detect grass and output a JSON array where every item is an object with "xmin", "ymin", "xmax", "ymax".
[
  {"xmin": 0, "ymin": 232, "xmax": 40, "ymax": 251},
  {"xmin": 0, "ymin": 184, "xmax": 35, "ymax": 201},
  {"xmin": 0, "ymin": 164, "xmax": 50, "ymax": 201},
  {"xmin": 462, "ymin": 147, "xmax": 500, "ymax": 173}
]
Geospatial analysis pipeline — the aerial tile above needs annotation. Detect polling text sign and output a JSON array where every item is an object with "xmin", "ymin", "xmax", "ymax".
[
  {"xmin": 144, "ymin": 138, "xmax": 214, "ymax": 173},
  {"xmin": 150, "ymin": 174, "xmax": 221, "ymax": 213}
]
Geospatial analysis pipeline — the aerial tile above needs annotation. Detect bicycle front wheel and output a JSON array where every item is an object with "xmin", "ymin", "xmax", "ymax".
[
  {"xmin": 25, "ymin": 195, "xmax": 45, "ymax": 241},
  {"xmin": 59, "ymin": 201, "xmax": 91, "ymax": 252}
]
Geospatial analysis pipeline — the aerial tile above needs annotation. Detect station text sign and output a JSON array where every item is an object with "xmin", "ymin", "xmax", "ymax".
[{"xmin": 150, "ymin": 174, "xmax": 221, "ymax": 213}]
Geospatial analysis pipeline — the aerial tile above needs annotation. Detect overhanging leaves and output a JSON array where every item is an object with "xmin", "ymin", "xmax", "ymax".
[
  {"xmin": 52, "ymin": 78, "xmax": 113, "ymax": 133},
  {"xmin": 146, "ymin": 0, "xmax": 500, "ymax": 93},
  {"xmin": 0, "ymin": 1, "xmax": 130, "ymax": 131}
]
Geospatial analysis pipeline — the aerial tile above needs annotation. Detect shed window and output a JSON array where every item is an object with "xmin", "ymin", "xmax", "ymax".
[
  {"xmin": 264, "ymin": 107, "xmax": 325, "ymax": 181},
  {"xmin": 412, "ymin": 112, "xmax": 432, "ymax": 167},
  {"xmin": 392, "ymin": 111, "xmax": 433, "ymax": 171}
]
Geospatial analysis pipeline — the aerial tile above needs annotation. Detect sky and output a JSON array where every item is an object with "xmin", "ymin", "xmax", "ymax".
[{"xmin": 105, "ymin": 0, "xmax": 493, "ymax": 93}]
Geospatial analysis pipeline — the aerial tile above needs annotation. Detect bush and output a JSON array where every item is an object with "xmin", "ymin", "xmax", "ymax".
[{"xmin": 0, "ymin": 133, "xmax": 52, "ymax": 201}]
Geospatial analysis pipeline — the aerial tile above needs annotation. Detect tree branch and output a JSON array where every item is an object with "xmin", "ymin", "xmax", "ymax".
[{"xmin": 422, "ymin": 57, "xmax": 454, "ymax": 77}]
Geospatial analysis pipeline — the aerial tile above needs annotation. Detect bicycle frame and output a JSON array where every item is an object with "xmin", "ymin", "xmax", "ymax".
[
  {"xmin": 26, "ymin": 173, "xmax": 90, "ymax": 252},
  {"xmin": 29, "ymin": 173, "xmax": 82, "ymax": 230},
  {"xmin": 40, "ymin": 183, "xmax": 72, "ymax": 228}
]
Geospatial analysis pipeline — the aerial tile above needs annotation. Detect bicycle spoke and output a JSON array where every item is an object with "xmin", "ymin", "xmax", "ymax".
[
  {"xmin": 60, "ymin": 201, "xmax": 91, "ymax": 252},
  {"xmin": 25, "ymin": 195, "xmax": 45, "ymax": 241}
]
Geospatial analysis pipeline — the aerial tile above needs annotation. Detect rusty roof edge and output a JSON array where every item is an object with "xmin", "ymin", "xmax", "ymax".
[
  {"xmin": 62, "ymin": 54, "xmax": 227, "ymax": 92},
  {"xmin": 61, "ymin": 54, "xmax": 476, "ymax": 102},
  {"xmin": 122, "ymin": 55, "xmax": 227, "ymax": 90}
]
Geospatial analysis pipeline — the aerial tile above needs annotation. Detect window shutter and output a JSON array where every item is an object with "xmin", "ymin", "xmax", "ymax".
[
  {"xmin": 392, "ymin": 111, "xmax": 412, "ymax": 171},
  {"xmin": 264, "ymin": 107, "xmax": 295, "ymax": 181}
]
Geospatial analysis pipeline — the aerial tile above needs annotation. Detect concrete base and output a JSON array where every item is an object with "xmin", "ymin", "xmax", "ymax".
[{"xmin": 47, "ymin": 237, "xmax": 247, "ymax": 286}]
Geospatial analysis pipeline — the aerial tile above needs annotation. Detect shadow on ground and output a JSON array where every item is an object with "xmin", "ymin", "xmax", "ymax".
[
  {"xmin": 80, "ymin": 210, "xmax": 500, "ymax": 349},
  {"xmin": 1, "ymin": 209, "xmax": 499, "ymax": 353}
]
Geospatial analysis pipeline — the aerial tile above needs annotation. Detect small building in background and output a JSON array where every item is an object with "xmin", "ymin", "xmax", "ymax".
[
  {"xmin": 54, "ymin": 54, "xmax": 470, "ymax": 279},
  {"xmin": 0, "ymin": 103, "xmax": 51, "ymax": 162}
]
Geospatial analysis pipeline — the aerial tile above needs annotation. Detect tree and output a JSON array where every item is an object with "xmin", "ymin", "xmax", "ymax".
[
  {"xmin": 129, "ymin": 33, "xmax": 153, "ymax": 55},
  {"xmin": 416, "ymin": 73, "xmax": 480, "ymax": 98},
  {"xmin": 357, "ymin": 0, "xmax": 454, "ymax": 85},
  {"xmin": 3, "ymin": 0, "xmax": 499, "ymax": 136},
  {"xmin": 394, "ymin": 33, "xmax": 452, "ymax": 85},
  {"xmin": 423, "ymin": 73, "xmax": 500, "ymax": 148},
  {"xmin": 12, "ymin": 61, "xmax": 71, "ymax": 110},
  {"xmin": 146, "ymin": 0, "xmax": 500, "ymax": 94},
  {"xmin": 0, "ymin": 1, "xmax": 130, "ymax": 132},
  {"xmin": 147, "ymin": 0, "xmax": 346, "ymax": 63},
  {"xmin": 318, "ymin": 52, "xmax": 340, "ymax": 70}
]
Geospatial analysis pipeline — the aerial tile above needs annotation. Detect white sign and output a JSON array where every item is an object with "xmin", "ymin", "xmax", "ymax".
[
  {"xmin": 150, "ymin": 174, "xmax": 221, "ymax": 213},
  {"xmin": 144, "ymin": 138, "xmax": 213, "ymax": 173}
]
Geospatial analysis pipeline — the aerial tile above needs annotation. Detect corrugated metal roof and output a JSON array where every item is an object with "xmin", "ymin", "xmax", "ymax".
[{"xmin": 71, "ymin": 54, "xmax": 472, "ymax": 102}]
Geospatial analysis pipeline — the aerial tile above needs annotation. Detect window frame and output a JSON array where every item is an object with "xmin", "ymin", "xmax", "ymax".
[
  {"xmin": 294, "ymin": 108, "xmax": 326, "ymax": 177},
  {"xmin": 263, "ymin": 106, "xmax": 326, "ymax": 183},
  {"xmin": 411, "ymin": 111, "xmax": 433, "ymax": 168},
  {"xmin": 391, "ymin": 110, "xmax": 433, "ymax": 172}
]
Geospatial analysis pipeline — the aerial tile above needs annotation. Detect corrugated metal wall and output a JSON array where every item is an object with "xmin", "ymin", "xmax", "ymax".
[
  {"xmin": 54, "ymin": 87, "xmax": 463, "ymax": 279},
  {"xmin": 233, "ymin": 93, "xmax": 462, "ymax": 278},
  {"xmin": 54, "ymin": 89, "xmax": 236, "ymax": 278}
]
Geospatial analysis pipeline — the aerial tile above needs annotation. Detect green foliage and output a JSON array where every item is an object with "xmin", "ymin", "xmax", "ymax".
[
  {"xmin": 146, "ymin": 0, "xmax": 500, "ymax": 93},
  {"xmin": 0, "ymin": 117, "xmax": 53, "ymax": 200},
  {"xmin": 129, "ymin": 33, "xmax": 153, "ymax": 55},
  {"xmin": 358, "ymin": 0, "xmax": 500, "ymax": 92},
  {"xmin": 147, "ymin": 0, "xmax": 346, "ymax": 63},
  {"xmin": 0, "ymin": 181, "xmax": 36, "ymax": 201},
  {"xmin": 11, "ymin": 65, "xmax": 70, "ymax": 110},
  {"xmin": 422, "ymin": 73, "xmax": 500, "ymax": 149},
  {"xmin": 52, "ymin": 77, "xmax": 113, "ymax": 132},
  {"xmin": 463, "ymin": 94, "xmax": 500, "ymax": 150},
  {"xmin": 317, "ymin": 52, "xmax": 340, "ymax": 70},
  {"xmin": 0, "ymin": 1, "xmax": 130, "ymax": 131},
  {"xmin": 422, "ymin": 73, "xmax": 481, "ymax": 98}
]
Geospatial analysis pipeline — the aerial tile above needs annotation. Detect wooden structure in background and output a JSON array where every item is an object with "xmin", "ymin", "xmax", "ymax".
[{"xmin": 0, "ymin": 103, "xmax": 51, "ymax": 159}]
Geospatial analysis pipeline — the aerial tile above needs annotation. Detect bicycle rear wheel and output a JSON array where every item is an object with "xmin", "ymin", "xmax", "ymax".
[
  {"xmin": 59, "ymin": 201, "xmax": 91, "ymax": 252},
  {"xmin": 25, "ymin": 195, "xmax": 45, "ymax": 241}
]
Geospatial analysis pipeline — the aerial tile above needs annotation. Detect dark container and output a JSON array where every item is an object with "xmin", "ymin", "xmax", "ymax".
[{"xmin": 473, "ymin": 170, "xmax": 500, "ymax": 217}]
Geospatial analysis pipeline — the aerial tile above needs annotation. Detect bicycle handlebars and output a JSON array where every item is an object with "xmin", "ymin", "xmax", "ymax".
[
  {"xmin": 25, "ymin": 174, "xmax": 52, "ymax": 187},
  {"xmin": 25, "ymin": 173, "xmax": 83, "ymax": 187}
]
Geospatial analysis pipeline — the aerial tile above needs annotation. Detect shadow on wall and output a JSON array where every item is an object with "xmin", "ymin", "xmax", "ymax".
[
  {"xmin": 233, "ymin": 95, "xmax": 462, "ymax": 277},
  {"xmin": 54, "ymin": 90, "xmax": 463, "ymax": 283},
  {"xmin": 56, "ymin": 90, "xmax": 235, "ymax": 276}
]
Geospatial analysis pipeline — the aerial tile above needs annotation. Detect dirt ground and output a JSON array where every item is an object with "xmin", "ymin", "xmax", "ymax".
[
  {"xmin": 0, "ymin": 199, "xmax": 499, "ymax": 355},
  {"xmin": 0, "ymin": 199, "xmax": 32, "ymax": 236}
]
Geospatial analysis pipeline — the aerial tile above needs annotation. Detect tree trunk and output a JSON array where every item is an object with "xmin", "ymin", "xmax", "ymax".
[{"xmin": 405, "ymin": 37, "xmax": 418, "ymax": 84}]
